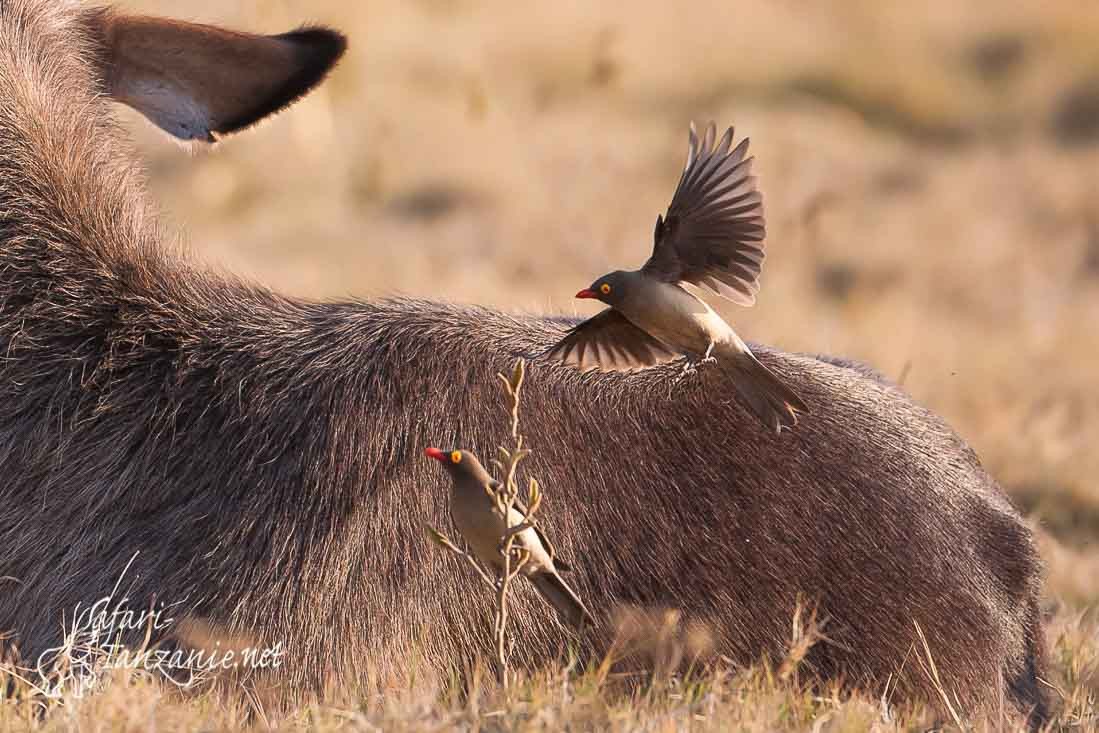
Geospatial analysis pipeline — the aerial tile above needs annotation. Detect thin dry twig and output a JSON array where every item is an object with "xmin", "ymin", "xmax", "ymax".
[
  {"xmin": 425, "ymin": 358, "xmax": 545, "ymax": 687},
  {"xmin": 490, "ymin": 359, "xmax": 539, "ymax": 686},
  {"xmin": 424, "ymin": 527, "xmax": 496, "ymax": 590}
]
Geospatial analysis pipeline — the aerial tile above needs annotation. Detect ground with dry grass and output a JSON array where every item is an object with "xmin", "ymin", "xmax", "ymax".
[
  {"xmin": 1, "ymin": 610, "xmax": 1096, "ymax": 731},
  {"xmin": 3, "ymin": 0, "xmax": 1096, "ymax": 729}
]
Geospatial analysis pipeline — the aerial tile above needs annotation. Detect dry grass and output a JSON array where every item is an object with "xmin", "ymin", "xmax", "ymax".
[
  {"xmin": 0, "ymin": 608, "xmax": 1095, "ymax": 731},
  {"xmin": 7, "ymin": 0, "xmax": 1098, "ymax": 728}
]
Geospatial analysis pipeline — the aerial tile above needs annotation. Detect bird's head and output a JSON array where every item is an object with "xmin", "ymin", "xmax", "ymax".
[
  {"xmin": 424, "ymin": 447, "xmax": 484, "ymax": 478},
  {"xmin": 575, "ymin": 270, "xmax": 630, "ymax": 306}
]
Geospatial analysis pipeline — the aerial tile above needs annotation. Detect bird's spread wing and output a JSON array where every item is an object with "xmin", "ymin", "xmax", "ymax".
[
  {"xmin": 641, "ymin": 122, "xmax": 765, "ymax": 306},
  {"xmin": 488, "ymin": 480, "xmax": 572, "ymax": 571},
  {"xmin": 544, "ymin": 309, "xmax": 680, "ymax": 372}
]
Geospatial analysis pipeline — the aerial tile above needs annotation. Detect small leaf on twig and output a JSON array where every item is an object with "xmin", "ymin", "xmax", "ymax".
[
  {"xmin": 510, "ymin": 359, "xmax": 525, "ymax": 393},
  {"xmin": 425, "ymin": 526, "xmax": 450, "ymax": 547},
  {"xmin": 527, "ymin": 478, "xmax": 542, "ymax": 515}
]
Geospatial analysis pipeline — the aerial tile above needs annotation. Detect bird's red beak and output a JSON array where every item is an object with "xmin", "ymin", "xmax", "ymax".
[
  {"xmin": 424, "ymin": 447, "xmax": 447, "ymax": 462},
  {"xmin": 575, "ymin": 289, "xmax": 597, "ymax": 299}
]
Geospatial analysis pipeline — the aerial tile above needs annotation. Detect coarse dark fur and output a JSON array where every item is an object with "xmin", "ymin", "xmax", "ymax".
[{"xmin": 0, "ymin": 0, "xmax": 1049, "ymax": 725}]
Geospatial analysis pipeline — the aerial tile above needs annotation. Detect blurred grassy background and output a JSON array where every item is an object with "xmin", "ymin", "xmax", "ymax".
[{"xmin": 117, "ymin": 0, "xmax": 1097, "ymax": 607}]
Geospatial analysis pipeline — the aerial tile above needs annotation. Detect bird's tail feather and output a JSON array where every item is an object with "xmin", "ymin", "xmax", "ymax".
[
  {"xmin": 531, "ymin": 572, "xmax": 592, "ymax": 630},
  {"xmin": 726, "ymin": 351, "xmax": 809, "ymax": 433}
]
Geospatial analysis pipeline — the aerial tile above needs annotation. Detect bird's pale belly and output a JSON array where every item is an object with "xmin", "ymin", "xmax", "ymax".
[
  {"xmin": 450, "ymin": 492, "xmax": 551, "ymax": 575},
  {"xmin": 620, "ymin": 285, "xmax": 737, "ymax": 355}
]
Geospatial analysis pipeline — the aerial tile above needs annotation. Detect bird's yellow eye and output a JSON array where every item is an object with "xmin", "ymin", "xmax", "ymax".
[
  {"xmin": 599, "ymin": 283, "xmax": 612, "ymax": 295},
  {"xmin": 450, "ymin": 451, "xmax": 462, "ymax": 464}
]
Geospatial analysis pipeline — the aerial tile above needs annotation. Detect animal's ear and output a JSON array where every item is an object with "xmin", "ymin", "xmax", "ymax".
[{"xmin": 86, "ymin": 10, "xmax": 346, "ymax": 142}]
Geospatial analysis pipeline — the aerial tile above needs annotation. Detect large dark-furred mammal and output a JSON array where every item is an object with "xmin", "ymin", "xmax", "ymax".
[{"xmin": 0, "ymin": 0, "xmax": 1048, "ymax": 725}]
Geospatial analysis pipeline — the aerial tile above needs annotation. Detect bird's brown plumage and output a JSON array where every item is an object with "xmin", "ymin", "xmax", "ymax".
[
  {"xmin": 426, "ymin": 448, "xmax": 591, "ymax": 628},
  {"xmin": 642, "ymin": 122, "xmax": 766, "ymax": 306},
  {"xmin": 544, "ymin": 308, "xmax": 680, "ymax": 372}
]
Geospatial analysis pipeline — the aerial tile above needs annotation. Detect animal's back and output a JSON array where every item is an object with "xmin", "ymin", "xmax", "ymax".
[
  {"xmin": 0, "ymin": 279, "xmax": 1048, "ymax": 724},
  {"xmin": 334, "ymin": 302, "xmax": 1048, "ymax": 722}
]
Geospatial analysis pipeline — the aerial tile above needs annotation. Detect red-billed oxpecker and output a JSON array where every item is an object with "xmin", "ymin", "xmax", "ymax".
[
  {"xmin": 546, "ymin": 122, "xmax": 808, "ymax": 432},
  {"xmin": 425, "ymin": 447, "xmax": 591, "ymax": 629}
]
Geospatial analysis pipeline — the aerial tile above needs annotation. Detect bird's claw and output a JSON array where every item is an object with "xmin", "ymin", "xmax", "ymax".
[
  {"xmin": 668, "ymin": 362, "xmax": 694, "ymax": 395},
  {"xmin": 680, "ymin": 354, "xmax": 715, "ymax": 374},
  {"xmin": 670, "ymin": 353, "xmax": 716, "ymax": 393}
]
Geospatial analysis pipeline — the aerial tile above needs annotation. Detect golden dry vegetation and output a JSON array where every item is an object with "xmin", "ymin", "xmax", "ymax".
[{"xmin": 5, "ymin": 0, "xmax": 1098, "ymax": 729}]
